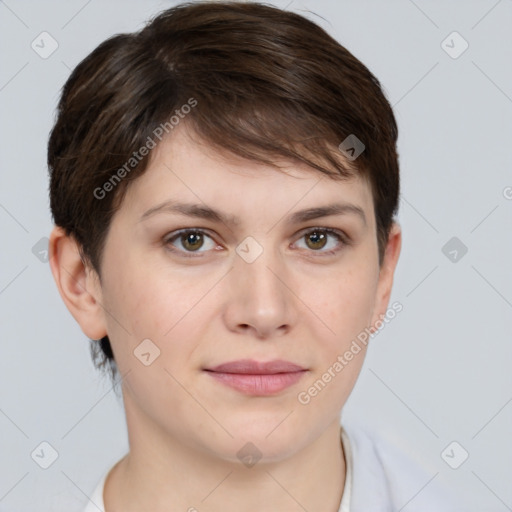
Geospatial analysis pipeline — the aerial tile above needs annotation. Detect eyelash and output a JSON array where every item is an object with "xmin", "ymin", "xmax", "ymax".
[{"xmin": 162, "ymin": 227, "xmax": 350, "ymax": 258}]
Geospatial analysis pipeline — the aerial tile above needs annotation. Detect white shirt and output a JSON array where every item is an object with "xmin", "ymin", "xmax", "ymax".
[{"xmin": 82, "ymin": 423, "xmax": 456, "ymax": 512}]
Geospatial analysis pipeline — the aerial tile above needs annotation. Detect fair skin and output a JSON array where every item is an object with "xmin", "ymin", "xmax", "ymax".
[{"xmin": 49, "ymin": 125, "xmax": 401, "ymax": 512}]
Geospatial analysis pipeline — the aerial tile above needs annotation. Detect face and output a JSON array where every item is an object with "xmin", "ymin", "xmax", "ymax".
[{"xmin": 90, "ymin": 126, "xmax": 397, "ymax": 463}]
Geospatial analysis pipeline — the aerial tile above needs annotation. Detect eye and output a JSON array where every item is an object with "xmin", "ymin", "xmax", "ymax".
[
  {"xmin": 164, "ymin": 229, "xmax": 218, "ymax": 256},
  {"xmin": 163, "ymin": 227, "xmax": 348, "ymax": 258},
  {"xmin": 293, "ymin": 227, "xmax": 348, "ymax": 255}
]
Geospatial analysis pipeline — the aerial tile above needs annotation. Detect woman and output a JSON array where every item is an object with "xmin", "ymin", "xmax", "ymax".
[{"xmin": 47, "ymin": 2, "xmax": 454, "ymax": 510}]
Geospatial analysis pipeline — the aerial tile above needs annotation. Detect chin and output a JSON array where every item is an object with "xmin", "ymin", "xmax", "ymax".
[{"xmin": 222, "ymin": 418, "xmax": 307, "ymax": 463}]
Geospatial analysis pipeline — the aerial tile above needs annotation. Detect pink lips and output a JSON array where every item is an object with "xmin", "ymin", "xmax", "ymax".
[{"xmin": 204, "ymin": 359, "xmax": 307, "ymax": 395}]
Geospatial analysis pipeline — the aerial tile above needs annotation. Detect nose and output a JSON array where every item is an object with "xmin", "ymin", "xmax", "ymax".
[{"xmin": 222, "ymin": 241, "xmax": 299, "ymax": 339}]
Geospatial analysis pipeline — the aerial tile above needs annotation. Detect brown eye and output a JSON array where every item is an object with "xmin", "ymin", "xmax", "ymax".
[
  {"xmin": 305, "ymin": 230, "xmax": 328, "ymax": 250},
  {"xmin": 180, "ymin": 231, "xmax": 204, "ymax": 251},
  {"xmin": 164, "ymin": 229, "xmax": 217, "ymax": 256},
  {"xmin": 294, "ymin": 227, "xmax": 347, "ymax": 255}
]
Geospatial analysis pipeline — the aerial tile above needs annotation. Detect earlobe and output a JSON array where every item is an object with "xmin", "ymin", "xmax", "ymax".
[
  {"xmin": 371, "ymin": 222, "xmax": 402, "ymax": 326},
  {"xmin": 48, "ymin": 226, "xmax": 108, "ymax": 340}
]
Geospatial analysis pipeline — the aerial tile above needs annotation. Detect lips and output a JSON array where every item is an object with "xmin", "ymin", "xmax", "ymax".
[
  {"xmin": 206, "ymin": 359, "xmax": 306, "ymax": 374},
  {"xmin": 204, "ymin": 359, "xmax": 307, "ymax": 395}
]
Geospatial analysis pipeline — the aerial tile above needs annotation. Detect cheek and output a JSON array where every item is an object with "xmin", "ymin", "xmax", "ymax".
[
  {"xmin": 297, "ymin": 269, "xmax": 375, "ymax": 414},
  {"xmin": 101, "ymin": 256, "xmax": 217, "ymax": 368},
  {"xmin": 309, "ymin": 264, "xmax": 378, "ymax": 349},
  {"xmin": 99, "ymin": 260, "xmax": 207, "ymax": 424},
  {"xmin": 102, "ymin": 252, "xmax": 176, "ymax": 331}
]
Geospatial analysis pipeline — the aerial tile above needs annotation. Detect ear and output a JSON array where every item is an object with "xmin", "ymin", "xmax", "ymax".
[
  {"xmin": 370, "ymin": 222, "xmax": 402, "ymax": 327},
  {"xmin": 48, "ymin": 226, "xmax": 108, "ymax": 340}
]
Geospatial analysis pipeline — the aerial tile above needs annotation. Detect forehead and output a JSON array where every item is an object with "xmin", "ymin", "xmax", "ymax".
[{"xmin": 119, "ymin": 126, "xmax": 375, "ymax": 226}]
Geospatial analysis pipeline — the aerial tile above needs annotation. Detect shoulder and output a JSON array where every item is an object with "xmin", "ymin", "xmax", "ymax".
[{"xmin": 342, "ymin": 421, "xmax": 460, "ymax": 512}]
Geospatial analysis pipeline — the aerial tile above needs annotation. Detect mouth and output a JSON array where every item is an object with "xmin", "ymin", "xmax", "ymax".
[{"xmin": 203, "ymin": 359, "xmax": 308, "ymax": 395}]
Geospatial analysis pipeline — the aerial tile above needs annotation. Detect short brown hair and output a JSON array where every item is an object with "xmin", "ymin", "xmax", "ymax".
[{"xmin": 48, "ymin": 1, "xmax": 400, "ymax": 380}]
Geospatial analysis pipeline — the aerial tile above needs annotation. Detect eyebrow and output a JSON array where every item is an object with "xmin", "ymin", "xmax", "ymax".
[{"xmin": 139, "ymin": 200, "xmax": 367, "ymax": 226}]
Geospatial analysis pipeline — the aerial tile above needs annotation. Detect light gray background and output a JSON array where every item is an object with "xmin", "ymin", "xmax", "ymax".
[{"xmin": 1, "ymin": 0, "xmax": 511, "ymax": 510}]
